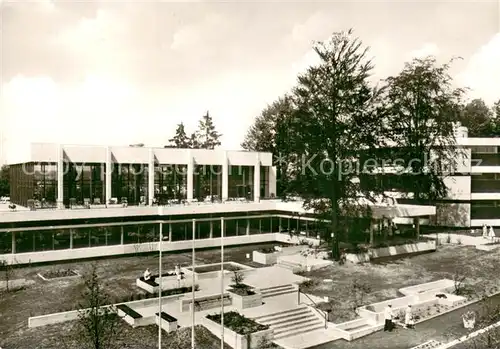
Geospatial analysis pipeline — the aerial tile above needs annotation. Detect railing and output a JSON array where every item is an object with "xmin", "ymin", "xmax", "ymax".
[{"xmin": 298, "ymin": 287, "xmax": 328, "ymax": 329}]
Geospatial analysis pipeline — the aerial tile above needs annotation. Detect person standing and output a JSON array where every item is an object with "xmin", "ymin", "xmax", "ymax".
[
  {"xmin": 384, "ymin": 304, "xmax": 393, "ymax": 332},
  {"xmin": 483, "ymin": 224, "xmax": 488, "ymax": 238},
  {"xmin": 405, "ymin": 304, "xmax": 414, "ymax": 329}
]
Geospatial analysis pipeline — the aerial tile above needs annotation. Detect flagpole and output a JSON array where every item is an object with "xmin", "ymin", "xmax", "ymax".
[
  {"xmin": 158, "ymin": 220, "xmax": 163, "ymax": 349},
  {"xmin": 221, "ymin": 217, "xmax": 224, "ymax": 349},
  {"xmin": 192, "ymin": 219, "xmax": 196, "ymax": 349}
]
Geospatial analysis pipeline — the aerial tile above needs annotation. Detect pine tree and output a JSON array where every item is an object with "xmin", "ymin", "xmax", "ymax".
[
  {"xmin": 167, "ymin": 123, "xmax": 190, "ymax": 148},
  {"xmin": 195, "ymin": 111, "xmax": 222, "ymax": 149}
]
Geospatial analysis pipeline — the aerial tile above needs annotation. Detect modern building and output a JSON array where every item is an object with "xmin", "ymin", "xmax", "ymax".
[{"xmin": 0, "ymin": 143, "xmax": 435, "ymax": 264}]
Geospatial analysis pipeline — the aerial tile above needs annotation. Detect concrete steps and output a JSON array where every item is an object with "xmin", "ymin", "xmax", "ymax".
[
  {"xmin": 253, "ymin": 306, "xmax": 325, "ymax": 340},
  {"xmin": 277, "ymin": 260, "xmax": 300, "ymax": 271},
  {"xmin": 260, "ymin": 284, "xmax": 296, "ymax": 298}
]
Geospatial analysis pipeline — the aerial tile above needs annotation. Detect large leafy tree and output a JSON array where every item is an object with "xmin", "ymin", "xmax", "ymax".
[
  {"xmin": 0, "ymin": 165, "xmax": 9, "ymax": 197},
  {"xmin": 285, "ymin": 29, "xmax": 387, "ymax": 258},
  {"xmin": 458, "ymin": 98, "xmax": 493, "ymax": 136},
  {"xmin": 195, "ymin": 111, "xmax": 222, "ymax": 149},
  {"xmin": 241, "ymin": 96, "xmax": 295, "ymax": 197},
  {"xmin": 384, "ymin": 57, "xmax": 465, "ymax": 237}
]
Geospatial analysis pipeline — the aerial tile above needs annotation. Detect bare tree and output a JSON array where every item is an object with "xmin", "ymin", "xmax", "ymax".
[
  {"xmin": 74, "ymin": 264, "xmax": 122, "ymax": 349},
  {"xmin": 229, "ymin": 266, "xmax": 245, "ymax": 287},
  {"xmin": 349, "ymin": 279, "xmax": 372, "ymax": 314},
  {"xmin": 0, "ymin": 258, "xmax": 17, "ymax": 292}
]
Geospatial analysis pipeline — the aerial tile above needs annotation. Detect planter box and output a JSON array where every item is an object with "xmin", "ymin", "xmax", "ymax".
[
  {"xmin": 116, "ymin": 304, "xmax": 152, "ymax": 327},
  {"xmin": 202, "ymin": 316, "xmax": 274, "ymax": 349},
  {"xmin": 229, "ymin": 290, "xmax": 263, "ymax": 309},
  {"xmin": 155, "ymin": 312, "xmax": 177, "ymax": 333},
  {"xmin": 136, "ymin": 273, "xmax": 185, "ymax": 293},
  {"xmin": 252, "ymin": 251, "xmax": 280, "ymax": 265},
  {"xmin": 399, "ymin": 279, "xmax": 455, "ymax": 296}
]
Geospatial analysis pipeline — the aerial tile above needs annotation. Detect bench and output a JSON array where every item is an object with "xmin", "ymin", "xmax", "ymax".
[
  {"xmin": 155, "ymin": 312, "xmax": 178, "ymax": 332},
  {"xmin": 138, "ymin": 272, "xmax": 185, "ymax": 288},
  {"xmin": 180, "ymin": 294, "xmax": 232, "ymax": 312}
]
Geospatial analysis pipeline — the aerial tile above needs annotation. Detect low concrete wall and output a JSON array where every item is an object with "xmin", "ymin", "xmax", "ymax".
[
  {"xmin": 155, "ymin": 313, "xmax": 177, "ymax": 333},
  {"xmin": 202, "ymin": 316, "xmax": 273, "ymax": 349},
  {"xmin": 369, "ymin": 241, "xmax": 436, "ymax": 259},
  {"xmin": 476, "ymin": 244, "xmax": 500, "ymax": 251},
  {"xmin": 346, "ymin": 241, "xmax": 436, "ymax": 264},
  {"xmin": 180, "ymin": 292, "xmax": 232, "ymax": 312},
  {"xmin": 116, "ymin": 308, "xmax": 154, "ymax": 327},
  {"xmin": 28, "ymin": 294, "xmax": 184, "ymax": 328},
  {"xmin": 274, "ymin": 233, "xmax": 321, "ymax": 247}
]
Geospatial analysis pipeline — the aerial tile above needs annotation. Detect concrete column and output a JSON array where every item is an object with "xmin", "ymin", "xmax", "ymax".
[
  {"xmin": 246, "ymin": 218, "xmax": 250, "ymax": 235},
  {"xmin": 269, "ymin": 166, "xmax": 277, "ymax": 198},
  {"xmin": 11, "ymin": 231, "xmax": 15, "ymax": 254},
  {"xmin": 254, "ymin": 154, "xmax": 261, "ymax": 202},
  {"xmin": 105, "ymin": 147, "xmax": 112, "ymax": 204},
  {"xmin": 222, "ymin": 151, "xmax": 229, "ymax": 201},
  {"xmin": 57, "ymin": 145, "xmax": 64, "ymax": 209},
  {"xmin": 169, "ymin": 223, "xmax": 172, "ymax": 241},
  {"xmin": 187, "ymin": 150, "xmax": 194, "ymax": 201},
  {"xmin": 148, "ymin": 148, "xmax": 155, "ymax": 206},
  {"xmin": 209, "ymin": 221, "xmax": 213, "ymax": 239},
  {"xmin": 120, "ymin": 226, "xmax": 124, "ymax": 245},
  {"xmin": 270, "ymin": 217, "xmax": 273, "ymax": 233},
  {"xmin": 70, "ymin": 229, "xmax": 74, "ymax": 249},
  {"xmin": 279, "ymin": 217, "xmax": 282, "ymax": 233}
]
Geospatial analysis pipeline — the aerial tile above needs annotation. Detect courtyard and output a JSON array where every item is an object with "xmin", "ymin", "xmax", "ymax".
[{"xmin": 2, "ymin": 242, "xmax": 500, "ymax": 349}]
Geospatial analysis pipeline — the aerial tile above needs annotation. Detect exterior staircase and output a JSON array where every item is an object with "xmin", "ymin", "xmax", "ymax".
[
  {"xmin": 260, "ymin": 284, "xmax": 297, "ymax": 298},
  {"xmin": 276, "ymin": 259, "xmax": 300, "ymax": 271},
  {"xmin": 252, "ymin": 306, "xmax": 325, "ymax": 340}
]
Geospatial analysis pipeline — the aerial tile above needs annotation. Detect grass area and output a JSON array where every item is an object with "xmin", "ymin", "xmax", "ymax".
[
  {"xmin": 301, "ymin": 245, "xmax": 500, "ymax": 324},
  {"xmin": 0, "ymin": 242, "xmax": 272, "ymax": 349},
  {"xmin": 206, "ymin": 311, "xmax": 269, "ymax": 335}
]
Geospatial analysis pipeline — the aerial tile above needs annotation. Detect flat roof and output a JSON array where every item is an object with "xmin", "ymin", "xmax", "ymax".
[
  {"xmin": 6, "ymin": 143, "xmax": 273, "ymax": 166},
  {"xmin": 0, "ymin": 200, "xmax": 435, "ymax": 224}
]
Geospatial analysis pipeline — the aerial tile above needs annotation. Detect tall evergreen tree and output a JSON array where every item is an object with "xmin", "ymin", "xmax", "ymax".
[
  {"xmin": 285, "ymin": 29, "xmax": 387, "ymax": 258},
  {"xmin": 167, "ymin": 123, "xmax": 190, "ymax": 148},
  {"xmin": 195, "ymin": 111, "xmax": 222, "ymax": 149},
  {"xmin": 0, "ymin": 165, "xmax": 10, "ymax": 197},
  {"xmin": 384, "ymin": 57, "xmax": 465, "ymax": 237}
]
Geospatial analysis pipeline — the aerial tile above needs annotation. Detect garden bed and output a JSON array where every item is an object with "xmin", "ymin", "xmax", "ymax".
[
  {"xmin": 207, "ymin": 311, "xmax": 268, "ymax": 335},
  {"xmin": 203, "ymin": 312, "xmax": 273, "ymax": 349},
  {"xmin": 37, "ymin": 269, "xmax": 80, "ymax": 281}
]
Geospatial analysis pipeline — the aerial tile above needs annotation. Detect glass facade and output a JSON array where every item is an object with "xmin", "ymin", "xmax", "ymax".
[
  {"xmin": 111, "ymin": 164, "xmax": 148, "ymax": 205},
  {"xmin": 0, "ymin": 213, "xmax": 326, "ymax": 257},
  {"xmin": 471, "ymin": 173, "xmax": 500, "ymax": 193},
  {"xmin": 194, "ymin": 165, "xmax": 222, "ymax": 201},
  {"xmin": 64, "ymin": 163, "xmax": 106, "ymax": 206},
  {"xmin": 9, "ymin": 163, "xmax": 58, "ymax": 207},
  {"xmin": 154, "ymin": 165, "xmax": 187, "ymax": 204},
  {"xmin": 228, "ymin": 166, "xmax": 254, "ymax": 200}
]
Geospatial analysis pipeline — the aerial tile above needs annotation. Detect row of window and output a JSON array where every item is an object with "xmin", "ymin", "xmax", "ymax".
[{"xmin": 0, "ymin": 217, "xmax": 324, "ymax": 254}]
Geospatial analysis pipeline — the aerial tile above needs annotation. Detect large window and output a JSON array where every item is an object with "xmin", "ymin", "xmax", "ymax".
[
  {"xmin": 228, "ymin": 166, "xmax": 254, "ymax": 200},
  {"xmin": 154, "ymin": 165, "xmax": 186, "ymax": 204},
  {"xmin": 260, "ymin": 166, "xmax": 269, "ymax": 198},
  {"xmin": 194, "ymin": 165, "xmax": 222, "ymax": 201},
  {"xmin": 33, "ymin": 163, "xmax": 57, "ymax": 207},
  {"xmin": 471, "ymin": 173, "xmax": 500, "ymax": 193},
  {"xmin": 0, "ymin": 232, "xmax": 12, "ymax": 254},
  {"xmin": 471, "ymin": 200, "xmax": 500, "ymax": 219},
  {"xmin": 111, "ymin": 164, "xmax": 148, "ymax": 205},
  {"xmin": 64, "ymin": 163, "xmax": 105, "ymax": 206}
]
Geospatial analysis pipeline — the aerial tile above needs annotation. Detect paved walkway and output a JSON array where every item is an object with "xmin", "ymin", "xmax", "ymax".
[{"xmin": 309, "ymin": 294, "xmax": 500, "ymax": 349}]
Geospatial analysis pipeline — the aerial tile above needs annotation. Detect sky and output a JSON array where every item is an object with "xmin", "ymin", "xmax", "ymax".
[{"xmin": 0, "ymin": 0, "xmax": 499, "ymax": 164}]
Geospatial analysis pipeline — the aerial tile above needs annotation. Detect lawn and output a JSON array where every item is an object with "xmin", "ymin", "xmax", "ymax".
[{"xmin": 0, "ymin": 242, "xmax": 272, "ymax": 349}]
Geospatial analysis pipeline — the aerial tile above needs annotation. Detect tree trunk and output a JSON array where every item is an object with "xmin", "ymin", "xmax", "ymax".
[{"xmin": 369, "ymin": 220, "xmax": 374, "ymax": 245}]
